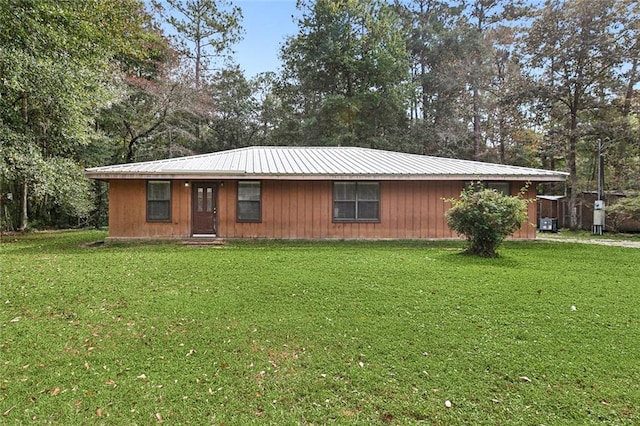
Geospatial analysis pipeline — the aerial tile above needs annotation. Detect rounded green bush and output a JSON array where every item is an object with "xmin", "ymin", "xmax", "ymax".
[{"xmin": 445, "ymin": 183, "xmax": 528, "ymax": 257}]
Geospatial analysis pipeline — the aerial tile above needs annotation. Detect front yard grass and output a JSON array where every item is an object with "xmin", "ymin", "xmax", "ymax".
[{"xmin": 1, "ymin": 231, "xmax": 638, "ymax": 424}]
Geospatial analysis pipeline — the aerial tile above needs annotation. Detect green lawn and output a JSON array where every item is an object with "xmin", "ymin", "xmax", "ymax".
[{"xmin": 1, "ymin": 231, "xmax": 639, "ymax": 424}]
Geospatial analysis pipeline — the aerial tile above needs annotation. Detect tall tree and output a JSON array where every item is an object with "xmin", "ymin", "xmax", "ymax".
[
  {"xmin": 397, "ymin": 0, "xmax": 530, "ymax": 160},
  {"xmin": 201, "ymin": 65, "xmax": 260, "ymax": 152},
  {"xmin": 280, "ymin": 0, "xmax": 410, "ymax": 148},
  {"xmin": 151, "ymin": 0, "xmax": 243, "ymax": 89},
  {"xmin": 481, "ymin": 10, "xmax": 539, "ymax": 166},
  {"xmin": 151, "ymin": 0, "xmax": 243, "ymax": 148},
  {"xmin": 96, "ymin": 20, "xmax": 181, "ymax": 164},
  {"xmin": 463, "ymin": 0, "xmax": 532, "ymax": 161},
  {"xmin": 522, "ymin": 0, "xmax": 636, "ymax": 228},
  {"xmin": 0, "ymin": 0, "xmax": 156, "ymax": 229},
  {"xmin": 396, "ymin": 0, "xmax": 473, "ymax": 157}
]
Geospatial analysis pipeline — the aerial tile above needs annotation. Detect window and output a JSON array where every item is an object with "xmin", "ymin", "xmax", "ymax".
[
  {"xmin": 147, "ymin": 180, "xmax": 171, "ymax": 221},
  {"xmin": 487, "ymin": 182, "xmax": 511, "ymax": 196},
  {"xmin": 237, "ymin": 181, "xmax": 261, "ymax": 222},
  {"xmin": 465, "ymin": 181, "xmax": 511, "ymax": 196},
  {"xmin": 333, "ymin": 182, "xmax": 380, "ymax": 222}
]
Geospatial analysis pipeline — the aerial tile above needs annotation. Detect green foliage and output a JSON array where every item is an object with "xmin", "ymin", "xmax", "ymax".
[
  {"xmin": 522, "ymin": 0, "xmax": 639, "ymax": 227},
  {"xmin": 279, "ymin": 0, "xmax": 410, "ymax": 147},
  {"xmin": 445, "ymin": 183, "xmax": 528, "ymax": 257},
  {"xmin": 0, "ymin": 0, "xmax": 166, "ymax": 228},
  {"xmin": 1, "ymin": 231, "xmax": 640, "ymax": 423},
  {"xmin": 201, "ymin": 66, "xmax": 262, "ymax": 152},
  {"xmin": 152, "ymin": 0, "xmax": 243, "ymax": 86},
  {"xmin": 3, "ymin": 0, "xmax": 639, "ymax": 232},
  {"xmin": 607, "ymin": 195, "xmax": 640, "ymax": 232}
]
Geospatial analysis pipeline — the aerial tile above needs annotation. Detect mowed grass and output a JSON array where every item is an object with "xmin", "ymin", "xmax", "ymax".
[{"xmin": 1, "ymin": 231, "xmax": 639, "ymax": 425}]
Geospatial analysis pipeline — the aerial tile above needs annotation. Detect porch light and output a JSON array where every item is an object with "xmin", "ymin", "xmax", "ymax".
[{"xmin": 184, "ymin": 180, "xmax": 190, "ymax": 187}]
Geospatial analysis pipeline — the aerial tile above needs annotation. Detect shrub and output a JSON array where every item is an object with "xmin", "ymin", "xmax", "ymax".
[
  {"xmin": 445, "ymin": 183, "xmax": 529, "ymax": 257},
  {"xmin": 607, "ymin": 196, "xmax": 640, "ymax": 232}
]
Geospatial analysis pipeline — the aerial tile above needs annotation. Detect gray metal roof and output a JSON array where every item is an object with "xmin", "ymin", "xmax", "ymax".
[{"xmin": 85, "ymin": 146, "xmax": 568, "ymax": 181}]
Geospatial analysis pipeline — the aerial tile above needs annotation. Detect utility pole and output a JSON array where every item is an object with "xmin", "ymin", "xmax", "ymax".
[
  {"xmin": 597, "ymin": 139, "xmax": 605, "ymax": 202},
  {"xmin": 593, "ymin": 139, "xmax": 605, "ymax": 235}
]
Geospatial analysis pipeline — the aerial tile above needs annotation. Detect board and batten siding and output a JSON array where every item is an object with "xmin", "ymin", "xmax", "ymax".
[
  {"xmin": 108, "ymin": 179, "xmax": 191, "ymax": 238},
  {"xmin": 107, "ymin": 179, "xmax": 537, "ymax": 240}
]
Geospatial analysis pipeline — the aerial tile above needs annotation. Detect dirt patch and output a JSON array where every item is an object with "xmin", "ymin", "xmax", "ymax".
[{"xmin": 80, "ymin": 241, "xmax": 106, "ymax": 248}]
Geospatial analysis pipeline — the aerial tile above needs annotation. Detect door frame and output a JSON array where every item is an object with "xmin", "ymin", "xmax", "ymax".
[{"xmin": 191, "ymin": 181, "xmax": 218, "ymax": 236}]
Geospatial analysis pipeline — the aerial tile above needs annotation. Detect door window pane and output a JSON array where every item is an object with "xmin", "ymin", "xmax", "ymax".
[
  {"xmin": 206, "ymin": 187, "xmax": 213, "ymax": 212},
  {"xmin": 197, "ymin": 187, "xmax": 204, "ymax": 212}
]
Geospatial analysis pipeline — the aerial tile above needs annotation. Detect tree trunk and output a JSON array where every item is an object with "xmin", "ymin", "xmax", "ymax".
[
  {"xmin": 20, "ymin": 180, "xmax": 28, "ymax": 230},
  {"xmin": 499, "ymin": 115, "xmax": 506, "ymax": 164},
  {"xmin": 20, "ymin": 92, "xmax": 29, "ymax": 230},
  {"xmin": 623, "ymin": 57, "xmax": 637, "ymax": 116},
  {"xmin": 195, "ymin": 28, "xmax": 202, "ymax": 142},
  {"xmin": 473, "ymin": 87, "xmax": 481, "ymax": 161},
  {"xmin": 568, "ymin": 109, "xmax": 579, "ymax": 229}
]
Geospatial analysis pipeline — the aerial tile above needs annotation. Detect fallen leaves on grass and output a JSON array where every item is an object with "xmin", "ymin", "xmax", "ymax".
[
  {"xmin": 381, "ymin": 412, "xmax": 394, "ymax": 422},
  {"xmin": 343, "ymin": 409, "xmax": 358, "ymax": 418}
]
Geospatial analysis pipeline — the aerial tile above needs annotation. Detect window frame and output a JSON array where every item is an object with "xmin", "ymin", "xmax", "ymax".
[
  {"xmin": 487, "ymin": 182, "xmax": 511, "ymax": 196},
  {"xmin": 465, "ymin": 181, "xmax": 512, "ymax": 196},
  {"xmin": 146, "ymin": 180, "xmax": 172, "ymax": 222},
  {"xmin": 332, "ymin": 181, "xmax": 380, "ymax": 223},
  {"xmin": 237, "ymin": 180, "xmax": 262, "ymax": 223}
]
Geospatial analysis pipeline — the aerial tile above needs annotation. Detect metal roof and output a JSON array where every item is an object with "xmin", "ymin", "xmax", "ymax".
[{"xmin": 85, "ymin": 146, "xmax": 569, "ymax": 181}]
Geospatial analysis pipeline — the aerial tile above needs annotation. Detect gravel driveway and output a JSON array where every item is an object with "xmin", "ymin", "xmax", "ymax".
[{"xmin": 537, "ymin": 235, "xmax": 640, "ymax": 248}]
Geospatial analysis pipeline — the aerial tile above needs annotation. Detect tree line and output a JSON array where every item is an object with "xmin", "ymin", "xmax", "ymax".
[{"xmin": 1, "ymin": 0, "xmax": 638, "ymax": 230}]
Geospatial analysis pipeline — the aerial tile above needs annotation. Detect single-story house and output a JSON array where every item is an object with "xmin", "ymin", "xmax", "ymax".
[{"xmin": 85, "ymin": 146, "xmax": 568, "ymax": 240}]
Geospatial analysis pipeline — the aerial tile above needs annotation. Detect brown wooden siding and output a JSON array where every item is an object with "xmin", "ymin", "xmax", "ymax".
[
  {"xmin": 107, "ymin": 179, "xmax": 538, "ymax": 240},
  {"xmin": 516, "ymin": 185, "xmax": 537, "ymax": 240},
  {"xmin": 108, "ymin": 180, "xmax": 191, "ymax": 238}
]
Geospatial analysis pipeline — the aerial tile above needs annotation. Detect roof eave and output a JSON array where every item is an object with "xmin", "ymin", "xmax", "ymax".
[{"xmin": 85, "ymin": 171, "xmax": 568, "ymax": 182}]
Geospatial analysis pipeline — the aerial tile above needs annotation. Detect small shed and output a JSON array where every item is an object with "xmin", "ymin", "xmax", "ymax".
[{"xmin": 537, "ymin": 195, "xmax": 566, "ymax": 231}]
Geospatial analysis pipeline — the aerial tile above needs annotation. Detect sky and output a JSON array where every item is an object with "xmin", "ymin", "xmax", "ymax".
[
  {"xmin": 149, "ymin": 0, "xmax": 301, "ymax": 79},
  {"xmin": 233, "ymin": 0, "xmax": 301, "ymax": 78}
]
